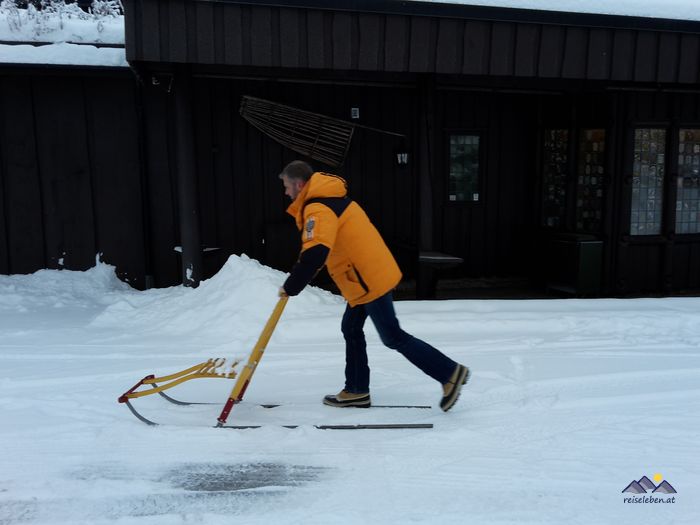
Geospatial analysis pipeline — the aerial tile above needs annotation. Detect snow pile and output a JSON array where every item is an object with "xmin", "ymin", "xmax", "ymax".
[
  {"xmin": 0, "ymin": 257, "xmax": 131, "ymax": 332},
  {"xmin": 0, "ymin": 253, "xmax": 342, "ymax": 351},
  {"xmin": 0, "ymin": 0, "xmax": 126, "ymax": 66},
  {"xmin": 0, "ymin": 258, "xmax": 128, "ymax": 311},
  {"xmin": 89, "ymin": 253, "xmax": 343, "ymax": 346}
]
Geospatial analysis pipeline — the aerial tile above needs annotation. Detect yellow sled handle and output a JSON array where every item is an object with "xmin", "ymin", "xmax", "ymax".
[{"xmin": 216, "ymin": 296, "xmax": 289, "ymax": 426}]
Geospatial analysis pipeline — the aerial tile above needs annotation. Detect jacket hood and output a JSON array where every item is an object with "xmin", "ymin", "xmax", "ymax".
[{"xmin": 286, "ymin": 172, "xmax": 348, "ymax": 226}]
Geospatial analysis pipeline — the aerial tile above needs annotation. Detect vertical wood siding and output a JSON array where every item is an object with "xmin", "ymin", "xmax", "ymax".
[
  {"xmin": 125, "ymin": 1, "xmax": 700, "ymax": 85},
  {"xmin": 0, "ymin": 73, "xmax": 147, "ymax": 288}
]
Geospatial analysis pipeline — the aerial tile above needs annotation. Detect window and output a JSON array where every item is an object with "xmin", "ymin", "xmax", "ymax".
[
  {"xmin": 630, "ymin": 129, "xmax": 666, "ymax": 236},
  {"xmin": 540, "ymin": 128, "xmax": 607, "ymax": 232},
  {"xmin": 542, "ymin": 129, "xmax": 569, "ymax": 228},
  {"xmin": 448, "ymin": 134, "xmax": 481, "ymax": 202},
  {"xmin": 576, "ymin": 129, "xmax": 606, "ymax": 233},
  {"xmin": 676, "ymin": 129, "xmax": 700, "ymax": 234}
]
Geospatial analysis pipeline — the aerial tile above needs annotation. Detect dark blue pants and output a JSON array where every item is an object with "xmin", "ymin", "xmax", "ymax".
[{"xmin": 341, "ymin": 292, "xmax": 457, "ymax": 393}]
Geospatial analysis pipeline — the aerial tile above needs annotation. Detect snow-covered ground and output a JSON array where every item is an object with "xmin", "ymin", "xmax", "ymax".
[{"xmin": 0, "ymin": 255, "xmax": 698, "ymax": 524}]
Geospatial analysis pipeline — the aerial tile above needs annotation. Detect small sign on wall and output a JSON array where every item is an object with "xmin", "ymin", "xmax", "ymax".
[{"xmin": 351, "ymin": 107, "xmax": 360, "ymax": 119}]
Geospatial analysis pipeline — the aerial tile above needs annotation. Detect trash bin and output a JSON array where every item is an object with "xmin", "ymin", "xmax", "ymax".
[{"xmin": 546, "ymin": 233, "xmax": 603, "ymax": 296}]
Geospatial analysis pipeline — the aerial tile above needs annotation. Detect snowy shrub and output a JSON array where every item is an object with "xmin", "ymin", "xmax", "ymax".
[
  {"xmin": 90, "ymin": 1, "xmax": 123, "ymax": 17},
  {"xmin": 0, "ymin": 1, "xmax": 22, "ymax": 32},
  {"xmin": 0, "ymin": 0, "xmax": 124, "ymax": 42}
]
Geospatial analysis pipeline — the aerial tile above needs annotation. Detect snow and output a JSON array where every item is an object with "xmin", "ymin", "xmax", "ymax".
[
  {"xmin": 0, "ymin": 41, "xmax": 126, "ymax": 66},
  {"xmin": 0, "ymin": 254, "xmax": 699, "ymax": 524},
  {"xmin": 0, "ymin": 2, "xmax": 125, "ymax": 67},
  {"xmin": 0, "ymin": 2, "xmax": 124, "ymax": 44},
  {"xmin": 410, "ymin": 0, "xmax": 700, "ymax": 22}
]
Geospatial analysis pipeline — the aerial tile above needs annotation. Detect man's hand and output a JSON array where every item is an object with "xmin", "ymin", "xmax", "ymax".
[{"xmin": 278, "ymin": 287, "xmax": 288, "ymax": 298}]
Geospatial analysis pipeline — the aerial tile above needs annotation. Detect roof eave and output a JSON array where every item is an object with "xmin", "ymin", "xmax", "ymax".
[{"xmin": 195, "ymin": 0, "xmax": 700, "ymax": 33}]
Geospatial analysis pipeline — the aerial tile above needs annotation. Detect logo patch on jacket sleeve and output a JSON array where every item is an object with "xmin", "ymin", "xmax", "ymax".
[{"xmin": 305, "ymin": 216, "xmax": 316, "ymax": 240}]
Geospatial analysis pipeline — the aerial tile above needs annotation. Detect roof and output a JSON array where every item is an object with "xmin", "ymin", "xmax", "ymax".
[
  {"xmin": 408, "ymin": 0, "xmax": 700, "ymax": 24},
  {"xmin": 124, "ymin": 0, "xmax": 700, "ymax": 85},
  {"xmin": 204, "ymin": 0, "xmax": 700, "ymax": 31}
]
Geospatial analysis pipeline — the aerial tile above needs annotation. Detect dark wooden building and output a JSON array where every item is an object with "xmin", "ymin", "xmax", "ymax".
[{"xmin": 2, "ymin": 0, "xmax": 700, "ymax": 297}]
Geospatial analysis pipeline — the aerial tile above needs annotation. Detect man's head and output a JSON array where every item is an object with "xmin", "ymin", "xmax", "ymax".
[{"xmin": 279, "ymin": 160, "xmax": 314, "ymax": 200}]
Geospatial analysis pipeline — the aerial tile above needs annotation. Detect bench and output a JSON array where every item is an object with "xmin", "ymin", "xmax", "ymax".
[{"xmin": 417, "ymin": 251, "xmax": 464, "ymax": 299}]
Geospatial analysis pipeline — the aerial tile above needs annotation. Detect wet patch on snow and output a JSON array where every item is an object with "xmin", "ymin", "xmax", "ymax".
[
  {"xmin": 164, "ymin": 462, "xmax": 328, "ymax": 492},
  {"xmin": 0, "ymin": 463, "xmax": 328, "ymax": 523}
]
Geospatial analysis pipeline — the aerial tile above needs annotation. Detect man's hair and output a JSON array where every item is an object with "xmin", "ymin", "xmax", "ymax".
[{"xmin": 279, "ymin": 160, "xmax": 314, "ymax": 182}]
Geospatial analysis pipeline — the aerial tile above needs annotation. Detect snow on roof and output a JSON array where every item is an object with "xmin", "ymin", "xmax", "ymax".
[
  {"xmin": 406, "ymin": 0, "xmax": 700, "ymax": 23},
  {"xmin": 0, "ymin": 2, "xmax": 125, "ymax": 67},
  {"xmin": 0, "ymin": 42, "xmax": 126, "ymax": 67}
]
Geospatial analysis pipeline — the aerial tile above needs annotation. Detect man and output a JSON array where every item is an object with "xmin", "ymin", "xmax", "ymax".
[{"xmin": 278, "ymin": 160, "xmax": 469, "ymax": 411}]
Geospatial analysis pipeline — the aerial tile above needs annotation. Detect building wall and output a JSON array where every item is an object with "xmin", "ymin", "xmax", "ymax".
[
  {"xmin": 1, "ymin": 65, "xmax": 699, "ymax": 295},
  {"xmin": 0, "ymin": 70, "xmax": 148, "ymax": 288},
  {"xmin": 435, "ymin": 90, "xmax": 540, "ymax": 278}
]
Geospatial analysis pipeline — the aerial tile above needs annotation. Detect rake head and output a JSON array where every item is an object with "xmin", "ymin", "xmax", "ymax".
[{"xmin": 239, "ymin": 96, "xmax": 355, "ymax": 168}]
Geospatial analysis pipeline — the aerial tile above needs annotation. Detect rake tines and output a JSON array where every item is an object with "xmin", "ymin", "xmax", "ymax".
[{"xmin": 240, "ymin": 96, "xmax": 355, "ymax": 167}]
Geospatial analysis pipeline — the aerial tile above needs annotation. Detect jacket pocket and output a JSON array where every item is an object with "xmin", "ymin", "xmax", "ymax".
[{"xmin": 329, "ymin": 261, "xmax": 368, "ymax": 301}]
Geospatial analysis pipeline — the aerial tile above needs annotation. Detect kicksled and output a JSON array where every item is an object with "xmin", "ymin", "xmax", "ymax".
[{"xmin": 118, "ymin": 296, "xmax": 433, "ymax": 430}]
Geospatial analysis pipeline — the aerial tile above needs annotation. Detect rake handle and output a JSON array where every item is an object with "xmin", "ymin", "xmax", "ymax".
[{"xmin": 216, "ymin": 296, "xmax": 289, "ymax": 426}]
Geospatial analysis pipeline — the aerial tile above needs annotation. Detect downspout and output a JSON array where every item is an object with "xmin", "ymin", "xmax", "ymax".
[{"xmin": 173, "ymin": 65, "xmax": 203, "ymax": 287}]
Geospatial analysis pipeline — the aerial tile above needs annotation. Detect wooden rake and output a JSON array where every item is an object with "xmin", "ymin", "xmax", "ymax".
[{"xmin": 239, "ymin": 96, "xmax": 404, "ymax": 167}]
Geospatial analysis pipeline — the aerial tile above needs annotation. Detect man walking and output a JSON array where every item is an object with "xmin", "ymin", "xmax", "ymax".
[{"xmin": 278, "ymin": 160, "xmax": 469, "ymax": 411}]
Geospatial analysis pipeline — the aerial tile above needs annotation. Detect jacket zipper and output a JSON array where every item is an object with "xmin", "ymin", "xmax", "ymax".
[{"xmin": 353, "ymin": 265, "xmax": 369, "ymax": 293}]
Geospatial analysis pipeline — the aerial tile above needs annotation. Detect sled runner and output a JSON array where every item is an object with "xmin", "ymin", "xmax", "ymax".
[
  {"xmin": 118, "ymin": 297, "xmax": 433, "ymax": 430},
  {"xmin": 118, "ymin": 296, "xmax": 288, "ymax": 426}
]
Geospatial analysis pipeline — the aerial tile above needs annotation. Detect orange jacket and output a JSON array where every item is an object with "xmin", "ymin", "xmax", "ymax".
[{"xmin": 286, "ymin": 172, "xmax": 402, "ymax": 306}]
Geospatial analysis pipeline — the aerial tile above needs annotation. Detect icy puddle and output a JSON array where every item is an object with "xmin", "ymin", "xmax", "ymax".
[
  {"xmin": 1, "ymin": 463, "xmax": 328, "ymax": 523},
  {"xmin": 165, "ymin": 463, "xmax": 328, "ymax": 492}
]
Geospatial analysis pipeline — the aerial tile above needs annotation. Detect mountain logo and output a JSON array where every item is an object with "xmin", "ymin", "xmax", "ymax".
[
  {"xmin": 622, "ymin": 474, "xmax": 677, "ymax": 494},
  {"xmin": 638, "ymin": 476, "xmax": 656, "ymax": 491},
  {"xmin": 653, "ymin": 481, "xmax": 677, "ymax": 494}
]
